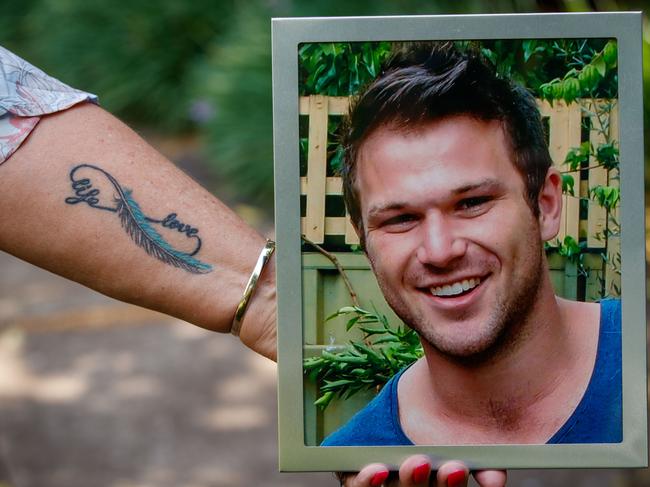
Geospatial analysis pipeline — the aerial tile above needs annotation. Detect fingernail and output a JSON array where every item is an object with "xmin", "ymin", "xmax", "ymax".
[
  {"xmin": 412, "ymin": 462, "xmax": 430, "ymax": 483},
  {"xmin": 370, "ymin": 470, "xmax": 389, "ymax": 486},
  {"xmin": 447, "ymin": 469, "xmax": 466, "ymax": 487}
]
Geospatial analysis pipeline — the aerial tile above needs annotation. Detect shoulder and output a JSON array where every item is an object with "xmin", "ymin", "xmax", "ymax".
[{"xmin": 321, "ymin": 370, "xmax": 412, "ymax": 446}]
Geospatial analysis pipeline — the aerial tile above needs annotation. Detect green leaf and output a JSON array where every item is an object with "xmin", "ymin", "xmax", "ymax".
[
  {"xmin": 329, "ymin": 144, "xmax": 345, "ymax": 173},
  {"xmin": 315, "ymin": 61, "xmax": 337, "ymax": 93},
  {"xmin": 522, "ymin": 39, "xmax": 536, "ymax": 62},
  {"xmin": 359, "ymin": 326, "xmax": 387, "ymax": 336},
  {"xmin": 562, "ymin": 78, "xmax": 580, "ymax": 104},
  {"xmin": 352, "ymin": 342, "xmax": 383, "ymax": 364},
  {"xmin": 325, "ymin": 306, "xmax": 356, "ymax": 321},
  {"xmin": 561, "ymin": 174, "xmax": 575, "ymax": 196},
  {"xmin": 591, "ymin": 53, "xmax": 607, "ymax": 78},
  {"xmin": 590, "ymin": 185, "xmax": 620, "ymax": 211},
  {"xmin": 393, "ymin": 351, "xmax": 420, "ymax": 362},
  {"xmin": 314, "ymin": 391, "xmax": 335, "ymax": 409},
  {"xmin": 320, "ymin": 43, "xmax": 334, "ymax": 56},
  {"xmin": 578, "ymin": 64, "xmax": 601, "ymax": 92},
  {"xmin": 322, "ymin": 378, "xmax": 356, "ymax": 390},
  {"xmin": 550, "ymin": 81, "xmax": 564, "ymax": 100},
  {"xmin": 595, "ymin": 142, "xmax": 619, "ymax": 170},
  {"xmin": 345, "ymin": 315, "xmax": 362, "ymax": 331},
  {"xmin": 564, "ymin": 141, "xmax": 590, "ymax": 171},
  {"xmin": 562, "ymin": 68, "xmax": 579, "ymax": 80},
  {"xmin": 539, "ymin": 82, "xmax": 554, "ymax": 101},
  {"xmin": 321, "ymin": 350, "xmax": 368, "ymax": 364},
  {"xmin": 603, "ymin": 40, "xmax": 617, "ymax": 68},
  {"xmin": 480, "ymin": 47, "xmax": 497, "ymax": 66},
  {"xmin": 305, "ymin": 63, "xmax": 326, "ymax": 92},
  {"xmin": 558, "ymin": 235, "xmax": 582, "ymax": 261},
  {"xmin": 362, "ymin": 45, "xmax": 376, "ymax": 78},
  {"xmin": 373, "ymin": 336, "xmax": 401, "ymax": 345}
]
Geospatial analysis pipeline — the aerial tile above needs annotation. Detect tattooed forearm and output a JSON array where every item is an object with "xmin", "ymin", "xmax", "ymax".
[{"xmin": 65, "ymin": 163, "xmax": 212, "ymax": 274}]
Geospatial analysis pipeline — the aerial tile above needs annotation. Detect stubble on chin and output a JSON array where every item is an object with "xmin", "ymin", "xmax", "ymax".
[{"xmin": 421, "ymin": 251, "xmax": 545, "ymax": 367}]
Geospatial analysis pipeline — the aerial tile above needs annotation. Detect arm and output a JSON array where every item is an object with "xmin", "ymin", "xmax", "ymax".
[
  {"xmin": 0, "ymin": 102, "xmax": 276, "ymax": 359},
  {"xmin": 0, "ymin": 98, "xmax": 505, "ymax": 487}
]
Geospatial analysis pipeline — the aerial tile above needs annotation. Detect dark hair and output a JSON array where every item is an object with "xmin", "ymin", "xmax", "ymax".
[{"xmin": 341, "ymin": 42, "xmax": 553, "ymax": 247}]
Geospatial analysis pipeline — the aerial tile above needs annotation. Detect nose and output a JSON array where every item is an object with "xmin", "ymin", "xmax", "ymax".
[{"xmin": 415, "ymin": 213, "xmax": 467, "ymax": 268}]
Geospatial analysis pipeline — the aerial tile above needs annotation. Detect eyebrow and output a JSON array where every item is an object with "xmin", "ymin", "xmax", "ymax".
[
  {"xmin": 367, "ymin": 202, "xmax": 409, "ymax": 221},
  {"xmin": 366, "ymin": 177, "xmax": 506, "ymax": 219},
  {"xmin": 451, "ymin": 177, "xmax": 505, "ymax": 195}
]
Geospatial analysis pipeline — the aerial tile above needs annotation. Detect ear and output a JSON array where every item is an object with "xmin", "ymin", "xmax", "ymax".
[{"xmin": 537, "ymin": 167, "xmax": 563, "ymax": 241}]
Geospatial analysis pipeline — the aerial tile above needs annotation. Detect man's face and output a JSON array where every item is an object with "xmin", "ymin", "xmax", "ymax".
[{"xmin": 356, "ymin": 116, "xmax": 548, "ymax": 363}]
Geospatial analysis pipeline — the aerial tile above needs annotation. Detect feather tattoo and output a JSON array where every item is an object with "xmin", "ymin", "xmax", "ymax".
[{"xmin": 65, "ymin": 163, "xmax": 213, "ymax": 274}]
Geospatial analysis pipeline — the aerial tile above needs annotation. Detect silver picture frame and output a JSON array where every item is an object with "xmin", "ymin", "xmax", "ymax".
[{"xmin": 273, "ymin": 12, "xmax": 646, "ymax": 471}]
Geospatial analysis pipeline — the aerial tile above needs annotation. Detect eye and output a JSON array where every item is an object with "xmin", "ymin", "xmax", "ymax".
[
  {"xmin": 457, "ymin": 196, "xmax": 493, "ymax": 214},
  {"xmin": 380, "ymin": 214, "xmax": 418, "ymax": 231}
]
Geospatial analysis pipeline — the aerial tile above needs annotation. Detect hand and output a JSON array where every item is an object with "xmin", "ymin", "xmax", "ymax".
[{"xmin": 339, "ymin": 456, "xmax": 506, "ymax": 486}]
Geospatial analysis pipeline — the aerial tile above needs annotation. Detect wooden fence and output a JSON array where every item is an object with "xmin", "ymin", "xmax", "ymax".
[{"xmin": 300, "ymin": 95, "xmax": 618, "ymax": 246}]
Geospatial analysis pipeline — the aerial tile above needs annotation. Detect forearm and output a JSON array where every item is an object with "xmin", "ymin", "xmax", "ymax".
[{"xmin": 0, "ymin": 103, "xmax": 276, "ymax": 359}]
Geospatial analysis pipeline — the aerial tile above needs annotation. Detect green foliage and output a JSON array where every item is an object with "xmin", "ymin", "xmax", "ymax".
[
  {"xmin": 464, "ymin": 39, "xmax": 617, "ymax": 103},
  {"xmin": 557, "ymin": 235, "xmax": 585, "ymax": 262},
  {"xmin": 298, "ymin": 42, "xmax": 392, "ymax": 179},
  {"xmin": 299, "ymin": 42, "xmax": 392, "ymax": 96},
  {"xmin": 549, "ymin": 235, "xmax": 589, "ymax": 277},
  {"xmin": 590, "ymin": 185, "xmax": 620, "ymax": 212},
  {"xmin": 564, "ymin": 141, "xmax": 591, "ymax": 172},
  {"xmin": 190, "ymin": 5, "xmax": 274, "ymax": 206},
  {"xmin": 538, "ymin": 40, "xmax": 618, "ymax": 104},
  {"xmin": 595, "ymin": 142, "xmax": 619, "ymax": 170},
  {"xmin": 563, "ymin": 140, "xmax": 619, "ymax": 173},
  {"xmin": 297, "ymin": 39, "xmax": 618, "ymax": 103},
  {"xmin": 561, "ymin": 174, "xmax": 575, "ymax": 196},
  {"xmin": 303, "ymin": 305, "xmax": 422, "ymax": 410},
  {"xmin": 3, "ymin": 0, "xmax": 237, "ymax": 132}
]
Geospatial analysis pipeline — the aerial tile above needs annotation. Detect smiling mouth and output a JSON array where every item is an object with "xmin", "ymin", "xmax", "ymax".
[{"xmin": 430, "ymin": 277, "xmax": 482, "ymax": 297}]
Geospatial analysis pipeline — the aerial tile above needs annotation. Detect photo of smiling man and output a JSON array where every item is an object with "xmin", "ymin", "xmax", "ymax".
[{"xmin": 313, "ymin": 42, "xmax": 622, "ymax": 446}]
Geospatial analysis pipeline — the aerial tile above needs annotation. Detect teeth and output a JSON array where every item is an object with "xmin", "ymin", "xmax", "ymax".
[{"xmin": 431, "ymin": 278, "xmax": 480, "ymax": 297}]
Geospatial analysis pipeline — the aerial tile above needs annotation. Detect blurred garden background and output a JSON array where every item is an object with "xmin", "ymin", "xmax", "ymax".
[{"xmin": 0, "ymin": 0, "xmax": 649, "ymax": 486}]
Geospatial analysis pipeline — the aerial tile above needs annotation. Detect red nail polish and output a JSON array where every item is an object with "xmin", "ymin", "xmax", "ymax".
[
  {"xmin": 447, "ymin": 469, "xmax": 466, "ymax": 487},
  {"xmin": 370, "ymin": 470, "xmax": 389, "ymax": 486},
  {"xmin": 412, "ymin": 463, "xmax": 430, "ymax": 483}
]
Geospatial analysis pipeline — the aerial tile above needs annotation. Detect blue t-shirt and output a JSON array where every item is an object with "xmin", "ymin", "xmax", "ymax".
[{"xmin": 322, "ymin": 299, "xmax": 621, "ymax": 446}]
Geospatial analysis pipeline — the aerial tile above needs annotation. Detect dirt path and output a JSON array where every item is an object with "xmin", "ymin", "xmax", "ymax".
[{"xmin": 0, "ymin": 251, "xmax": 334, "ymax": 487}]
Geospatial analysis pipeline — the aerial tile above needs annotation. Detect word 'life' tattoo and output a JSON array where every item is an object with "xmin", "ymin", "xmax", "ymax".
[{"xmin": 65, "ymin": 163, "xmax": 212, "ymax": 274}]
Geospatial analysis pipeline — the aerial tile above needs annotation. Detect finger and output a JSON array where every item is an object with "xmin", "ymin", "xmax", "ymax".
[
  {"xmin": 391, "ymin": 454, "xmax": 432, "ymax": 486},
  {"xmin": 472, "ymin": 470, "xmax": 507, "ymax": 487},
  {"xmin": 341, "ymin": 463, "xmax": 390, "ymax": 487},
  {"xmin": 436, "ymin": 461, "xmax": 469, "ymax": 487}
]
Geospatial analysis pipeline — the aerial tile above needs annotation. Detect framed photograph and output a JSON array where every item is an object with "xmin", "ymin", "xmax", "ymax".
[{"xmin": 273, "ymin": 12, "xmax": 646, "ymax": 471}]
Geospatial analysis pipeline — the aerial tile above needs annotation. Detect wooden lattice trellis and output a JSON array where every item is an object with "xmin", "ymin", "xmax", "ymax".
[{"xmin": 300, "ymin": 95, "xmax": 619, "ymax": 258}]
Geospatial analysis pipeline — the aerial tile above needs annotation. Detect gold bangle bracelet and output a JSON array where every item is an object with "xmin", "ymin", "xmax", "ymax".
[{"xmin": 231, "ymin": 239, "xmax": 276, "ymax": 336}]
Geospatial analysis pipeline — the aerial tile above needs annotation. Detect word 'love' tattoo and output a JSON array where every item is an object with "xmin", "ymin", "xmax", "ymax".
[{"xmin": 65, "ymin": 163, "xmax": 212, "ymax": 274}]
